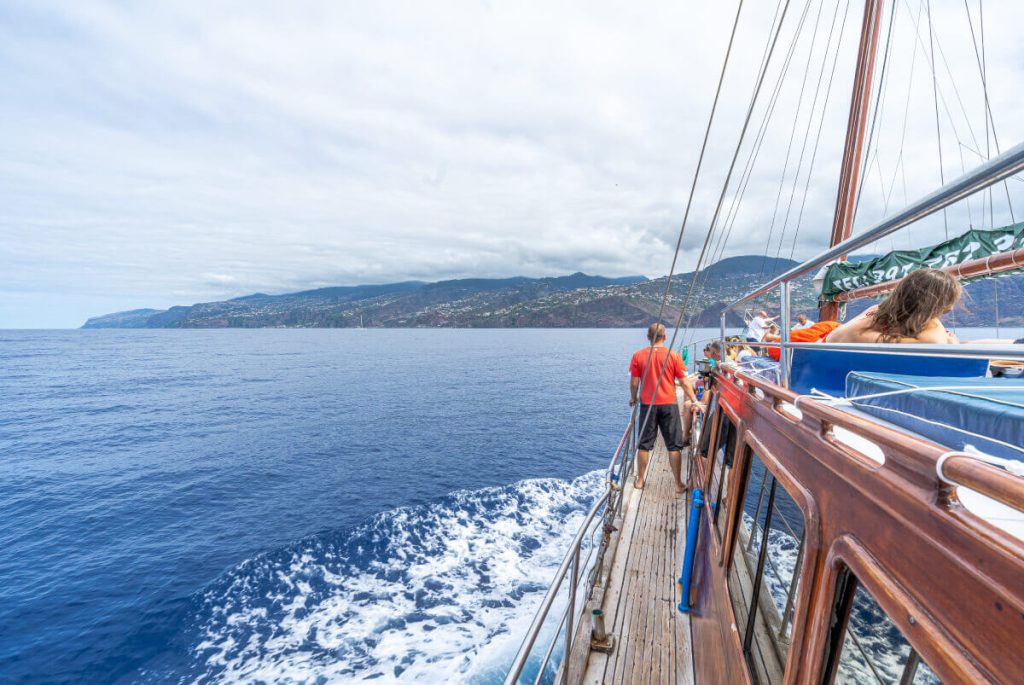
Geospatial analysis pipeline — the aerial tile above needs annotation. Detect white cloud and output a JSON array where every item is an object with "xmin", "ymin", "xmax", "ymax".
[{"xmin": 1, "ymin": 0, "xmax": 1023, "ymax": 326}]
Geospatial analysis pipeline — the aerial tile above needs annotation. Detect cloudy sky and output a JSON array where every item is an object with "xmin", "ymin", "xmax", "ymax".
[{"xmin": 2, "ymin": 1, "xmax": 1023, "ymax": 327}]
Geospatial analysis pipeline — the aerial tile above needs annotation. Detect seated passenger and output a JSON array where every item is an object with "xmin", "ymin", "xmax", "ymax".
[
  {"xmin": 723, "ymin": 336, "xmax": 742, "ymax": 363},
  {"xmin": 761, "ymin": 320, "xmax": 841, "ymax": 361},
  {"xmin": 735, "ymin": 344, "xmax": 757, "ymax": 363},
  {"xmin": 825, "ymin": 269, "xmax": 961, "ymax": 344}
]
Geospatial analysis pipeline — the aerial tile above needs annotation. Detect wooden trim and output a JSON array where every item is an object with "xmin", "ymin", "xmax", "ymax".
[
  {"xmin": 942, "ymin": 456, "xmax": 1024, "ymax": 512},
  {"xmin": 717, "ymin": 441, "xmax": 751, "ymax": 569},
  {"xmin": 741, "ymin": 431, "xmax": 823, "ymax": 685},
  {"xmin": 692, "ymin": 369, "xmax": 1024, "ymax": 683},
  {"xmin": 698, "ymin": 402, "xmax": 726, "ymax": 493},
  {"xmin": 822, "ymin": 536, "xmax": 995, "ymax": 684}
]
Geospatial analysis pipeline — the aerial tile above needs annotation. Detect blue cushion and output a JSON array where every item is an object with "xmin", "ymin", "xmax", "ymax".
[
  {"xmin": 789, "ymin": 348, "xmax": 989, "ymax": 398},
  {"xmin": 845, "ymin": 372, "xmax": 1024, "ymax": 461}
]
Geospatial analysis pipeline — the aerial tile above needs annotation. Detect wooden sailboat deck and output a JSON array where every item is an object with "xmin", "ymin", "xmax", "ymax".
[{"xmin": 580, "ymin": 439, "xmax": 695, "ymax": 684}]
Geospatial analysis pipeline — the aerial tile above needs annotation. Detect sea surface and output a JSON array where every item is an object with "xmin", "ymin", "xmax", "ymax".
[
  {"xmin": 2, "ymin": 328, "xmax": 730, "ymax": 685},
  {"xmin": 1, "ymin": 326, "xmax": 1017, "ymax": 684}
]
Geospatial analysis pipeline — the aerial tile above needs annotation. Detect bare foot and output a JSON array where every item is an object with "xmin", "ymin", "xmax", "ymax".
[
  {"xmin": 634, "ymin": 476, "xmax": 645, "ymax": 490},
  {"xmin": 675, "ymin": 483, "xmax": 686, "ymax": 495}
]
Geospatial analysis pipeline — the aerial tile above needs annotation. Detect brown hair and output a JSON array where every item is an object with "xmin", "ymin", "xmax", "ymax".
[
  {"xmin": 647, "ymin": 323, "xmax": 667, "ymax": 343},
  {"xmin": 867, "ymin": 269, "xmax": 961, "ymax": 342}
]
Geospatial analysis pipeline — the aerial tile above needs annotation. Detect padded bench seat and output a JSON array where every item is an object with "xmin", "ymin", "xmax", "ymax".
[
  {"xmin": 789, "ymin": 347, "xmax": 989, "ymax": 398},
  {"xmin": 845, "ymin": 372, "xmax": 1024, "ymax": 461}
]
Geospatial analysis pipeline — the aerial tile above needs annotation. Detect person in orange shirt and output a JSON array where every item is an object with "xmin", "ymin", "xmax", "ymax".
[
  {"xmin": 761, "ymin": 320, "xmax": 842, "ymax": 361},
  {"xmin": 629, "ymin": 323, "xmax": 699, "ymax": 494}
]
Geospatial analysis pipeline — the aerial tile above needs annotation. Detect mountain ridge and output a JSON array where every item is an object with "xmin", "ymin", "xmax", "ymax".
[{"xmin": 82, "ymin": 255, "xmax": 1024, "ymax": 329}]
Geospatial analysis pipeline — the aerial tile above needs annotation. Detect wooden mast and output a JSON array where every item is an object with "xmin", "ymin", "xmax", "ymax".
[{"xmin": 818, "ymin": 0, "xmax": 885, "ymax": 322}]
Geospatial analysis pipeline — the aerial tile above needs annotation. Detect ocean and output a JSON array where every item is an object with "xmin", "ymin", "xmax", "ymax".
[
  {"xmin": 1, "ymin": 325, "xmax": 1016, "ymax": 684},
  {"xmin": 2, "ymin": 327, "xmax": 717, "ymax": 684}
]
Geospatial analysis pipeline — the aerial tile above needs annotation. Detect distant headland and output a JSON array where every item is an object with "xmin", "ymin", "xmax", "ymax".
[{"xmin": 82, "ymin": 255, "xmax": 1023, "ymax": 329}]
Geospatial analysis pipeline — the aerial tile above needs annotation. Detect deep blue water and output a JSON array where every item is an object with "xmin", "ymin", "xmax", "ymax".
[{"xmin": 0, "ymin": 328, "xmax": 670, "ymax": 684}]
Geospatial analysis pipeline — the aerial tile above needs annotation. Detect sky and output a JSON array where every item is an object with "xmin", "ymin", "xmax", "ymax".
[{"xmin": 2, "ymin": 1, "xmax": 1023, "ymax": 327}]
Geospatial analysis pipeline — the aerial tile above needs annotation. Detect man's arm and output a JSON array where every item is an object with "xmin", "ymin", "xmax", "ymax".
[
  {"xmin": 680, "ymin": 375, "xmax": 699, "ymax": 405},
  {"xmin": 630, "ymin": 377, "xmax": 640, "ymax": 406}
]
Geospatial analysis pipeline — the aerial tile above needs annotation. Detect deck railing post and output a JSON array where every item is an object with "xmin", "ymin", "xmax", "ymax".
[
  {"xmin": 677, "ymin": 488, "xmax": 704, "ymax": 613},
  {"xmin": 563, "ymin": 545, "xmax": 580, "ymax": 684},
  {"xmin": 780, "ymin": 281, "xmax": 791, "ymax": 389},
  {"xmin": 719, "ymin": 312, "xmax": 726, "ymax": 355}
]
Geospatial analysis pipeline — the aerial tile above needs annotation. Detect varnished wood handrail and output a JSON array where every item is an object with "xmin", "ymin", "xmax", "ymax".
[
  {"xmin": 942, "ymin": 456, "xmax": 1024, "ymax": 513},
  {"xmin": 718, "ymin": 366, "xmax": 1024, "ymax": 516}
]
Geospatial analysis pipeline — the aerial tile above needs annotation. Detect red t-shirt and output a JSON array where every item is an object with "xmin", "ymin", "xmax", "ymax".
[{"xmin": 629, "ymin": 346, "xmax": 686, "ymax": 405}]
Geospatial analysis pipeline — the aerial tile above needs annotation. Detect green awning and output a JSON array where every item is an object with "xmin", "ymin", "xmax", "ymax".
[{"xmin": 817, "ymin": 222, "xmax": 1024, "ymax": 301}]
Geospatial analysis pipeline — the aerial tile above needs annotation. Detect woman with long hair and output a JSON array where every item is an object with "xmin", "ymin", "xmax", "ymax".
[{"xmin": 825, "ymin": 268, "xmax": 962, "ymax": 344}]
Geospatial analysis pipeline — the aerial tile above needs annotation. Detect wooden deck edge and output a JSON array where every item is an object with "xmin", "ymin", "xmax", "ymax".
[
  {"xmin": 575, "ymin": 483, "xmax": 642, "ymax": 684},
  {"xmin": 563, "ymin": 498, "xmax": 627, "ymax": 683}
]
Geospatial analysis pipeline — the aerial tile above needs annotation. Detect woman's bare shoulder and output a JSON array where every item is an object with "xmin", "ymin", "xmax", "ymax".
[
  {"xmin": 913, "ymin": 319, "xmax": 954, "ymax": 344},
  {"xmin": 826, "ymin": 309, "xmax": 877, "ymax": 343}
]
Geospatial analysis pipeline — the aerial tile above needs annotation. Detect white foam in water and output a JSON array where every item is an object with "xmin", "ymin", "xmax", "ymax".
[{"xmin": 187, "ymin": 471, "xmax": 604, "ymax": 683}]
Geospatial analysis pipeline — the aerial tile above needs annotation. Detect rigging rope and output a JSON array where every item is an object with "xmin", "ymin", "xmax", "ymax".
[
  {"xmin": 682, "ymin": 0, "xmax": 817, "ymax": 343},
  {"xmin": 759, "ymin": 0, "xmax": 828, "ymax": 279},
  {"xmin": 925, "ymin": 0, "xmax": 949, "ymax": 241},
  {"xmin": 672, "ymin": 0, "xmax": 802, "ymax": 345},
  {"xmin": 963, "ymin": 0, "xmax": 1016, "ymax": 224},
  {"xmin": 786, "ymin": 0, "xmax": 855, "ymax": 259},
  {"xmin": 683, "ymin": 0, "xmax": 827, "ymax": 323},
  {"xmin": 715, "ymin": 0, "xmax": 817, "ymax": 280},
  {"xmin": 630, "ymin": 0, "xmax": 746, "ymax": 456},
  {"xmin": 665, "ymin": 0, "xmax": 798, "ymax": 355},
  {"xmin": 644, "ymin": 0, "xmax": 800, "ymax": 404},
  {"xmin": 778, "ymin": 0, "xmax": 857, "ymax": 263},
  {"xmin": 851, "ymin": 0, "xmax": 899, "ymax": 228},
  {"xmin": 683, "ymin": 0, "xmax": 849, "ymax": 349}
]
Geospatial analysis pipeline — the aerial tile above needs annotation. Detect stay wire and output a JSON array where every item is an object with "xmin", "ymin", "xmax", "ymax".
[
  {"xmin": 899, "ymin": 0, "xmax": 985, "ymax": 229},
  {"xmin": 900, "ymin": 0, "xmax": 971, "ymax": 236},
  {"xmin": 903, "ymin": 0, "xmax": 1007, "ymax": 236},
  {"xmin": 675, "ymin": 0, "xmax": 793, "ymax": 348},
  {"xmin": 686, "ymin": 0, "xmax": 841, "ymax": 349},
  {"xmin": 925, "ymin": 0, "xmax": 948, "ymax": 241},
  {"xmin": 787, "ymin": 0, "xmax": 856, "ymax": 259},
  {"xmin": 685, "ymin": 0, "xmax": 817, "ymax": 344},
  {"xmin": 879, "ymin": 0, "xmax": 923, "ymax": 248},
  {"xmin": 758, "ymin": 0, "xmax": 827, "ymax": 279},
  {"xmin": 630, "ymin": 0, "xmax": 746, "ymax": 460},
  {"xmin": 697, "ymin": 0, "xmax": 819, "ymax": 302},
  {"xmin": 700, "ymin": 0, "xmax": 799, "ymax": 286},
  {"xmin": 668, "ymin": 0, "xmax": 798, "ymax": 358},
  {"xmin": 776, "ymin": 0, "xmax": 855, "ymax": 264},
  {"xmin": 963, "ymin": 0, "xmax": 1015, "ymax": 224},
  {"xmin": 851, "ymin": 0, "xmax": 898, "ymax": 227}
]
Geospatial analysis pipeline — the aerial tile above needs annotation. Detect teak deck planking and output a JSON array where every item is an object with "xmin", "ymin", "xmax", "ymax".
[{"xmin": 579, "ymin": 435, "xmax": 696, "ymax": 685}]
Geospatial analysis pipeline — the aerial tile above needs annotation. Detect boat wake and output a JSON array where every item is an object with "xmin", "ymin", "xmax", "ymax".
[{"xmin": 182, "ymin": 471, "xmax": 604, "ymax": 683}]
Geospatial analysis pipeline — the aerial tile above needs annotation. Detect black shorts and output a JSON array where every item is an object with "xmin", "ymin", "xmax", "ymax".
[{"xmin": 638, "ymin": 403, "xmax": 684, "ymax": 451}]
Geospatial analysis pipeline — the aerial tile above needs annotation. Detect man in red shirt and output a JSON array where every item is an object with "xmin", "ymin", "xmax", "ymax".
[{"xmin": 629, "ymin": 323, "xmax": 699, "ymax": 493}]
